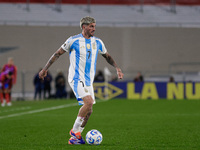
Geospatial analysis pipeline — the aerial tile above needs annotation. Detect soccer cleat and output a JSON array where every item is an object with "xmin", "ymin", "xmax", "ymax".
[
  {"xmin": 7, "ymin": 102, "xmax": 12, "ymax": 106},
  {"xmin": 68, "ymin": 137, "xmax": 78, "ymax": 145},
  {"xmin": 1, "ymin": 102, "xmax": 5, "ymax": 107},
  {"xmin": 69, "ymin": 129, "xmax": 85, "ymax": 144},
  {"xmin": 68, "ymin": 137, "xmax": 84, "ymax": 145}
]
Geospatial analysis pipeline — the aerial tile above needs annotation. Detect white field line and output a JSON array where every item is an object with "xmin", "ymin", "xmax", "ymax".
[
  {"xmin": 0, "ymin": 106, "xmax": 31, "ymax": 113},
  {"xmin": 0, "ymin": 103, "xmax": 78, "ymax": 120}
]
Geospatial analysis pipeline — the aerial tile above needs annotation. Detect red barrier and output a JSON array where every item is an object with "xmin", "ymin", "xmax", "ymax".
[{"xmin": 0, "ymin": 0, "xmax": 200, "ymax": 5}]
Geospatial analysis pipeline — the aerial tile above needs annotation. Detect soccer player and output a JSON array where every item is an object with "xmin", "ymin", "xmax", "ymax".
[
  {"xmin": 1, "ymin": 57, "xmax": 17, "ymax": 85},
  {"xmin": 1, "ymin": 57, "xmax": 17, "ymax": 104},
  {"xmin": 0, "ymin": 71, "xmax": 13, "ymax": 107},
  {"xmin": 39, "ymin": 16, "xmax": 124, "ymax": 144}
]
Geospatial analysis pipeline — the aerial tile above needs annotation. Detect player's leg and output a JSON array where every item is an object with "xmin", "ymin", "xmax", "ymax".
[
  {"xmin": 69, "ymin": 95, "xmax": 94, "ymax": 145},
  {"xmin": 0, "ymin": 85, "xmax": 5, "ymax": 107},
  {"xmin": 80, "ymin": 86, "xmax": 95, "ymax": 130},
  {"xmin": 34, "ymin": 86, "xmax": 39, "ymax": 100},
  {"xmin": 80, "ymin": 107, "xmax": 93, "ymax": 130},
  {"xmin": 34, "ymin": 87, "xmax": 37, "ymax": 99},
  {"xmin": 47, "ymin": 86, "xmax": 51, "ymax": 99},
  {"xmin": 80, "ymin": 86, "xmax": 96, "ymax": 131},
  {"xmin": 4, "ymin": 85, "xmax": 11, "ymax": 106},
  {"xmin": 71, "ymin": 82, "xmax": 95, "ymax": 133},
  {"xmin": 68, "ymin": 81, "xmax": 95, "ymax": 144},
  {"xmin": 72, "ymin": 95, "xmax": 94, "ymax": 133},
  {"xmin": 38, "ymin": 88, "xmax": 41, "ymax": 100},
  {"xmin": 43, "ymin": 87, "xmax": 46, "ymax": 99}
]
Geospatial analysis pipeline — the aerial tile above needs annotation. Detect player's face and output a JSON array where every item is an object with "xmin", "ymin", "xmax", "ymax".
[
  {"xmin": 8, "ymin": 59, "xmax": 13, "ymax": 65},
  {"xmin": 85, "ymin": 23, "xmax": 96, "ymax": 37}
]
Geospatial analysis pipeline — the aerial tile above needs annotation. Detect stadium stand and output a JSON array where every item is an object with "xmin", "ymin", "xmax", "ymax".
[
  {"xmin": 0, "ymin": 0, "xmax": 200, "ymax": 5},
  {"xmin": 0, "ymin": 1, "xmax": 200, "ymax": 27}
]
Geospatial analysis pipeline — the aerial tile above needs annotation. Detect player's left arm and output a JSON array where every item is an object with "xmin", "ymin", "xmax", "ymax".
[{"xmin": 102, "ymin": 52, "xmax": 124, "ymax": 79}]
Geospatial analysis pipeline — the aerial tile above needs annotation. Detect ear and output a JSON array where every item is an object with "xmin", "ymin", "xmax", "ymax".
[{"xmin": 82, "ymin": 24, "xmax": 88, "ymax": 30}]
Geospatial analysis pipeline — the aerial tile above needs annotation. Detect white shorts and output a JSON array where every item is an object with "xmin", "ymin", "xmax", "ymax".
[{"xmin": 69, "ymin": 80, "xmax": 96, "ymax": 105}]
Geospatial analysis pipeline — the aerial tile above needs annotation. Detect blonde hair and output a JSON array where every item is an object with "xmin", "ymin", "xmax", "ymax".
[{"xmin": 80, "ymin": 16, "xmax": 96, "ymax": 29}]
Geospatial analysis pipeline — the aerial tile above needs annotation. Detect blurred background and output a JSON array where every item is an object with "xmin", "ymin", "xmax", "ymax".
[{"xmin": 0, "ymin": 0, "xmax": 200, "ymax": 100}]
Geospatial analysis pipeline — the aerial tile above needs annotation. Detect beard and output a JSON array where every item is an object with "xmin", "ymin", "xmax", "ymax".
[{"xmin": 86, "ymin": 30, "xmax": 95, "ymax": 37}]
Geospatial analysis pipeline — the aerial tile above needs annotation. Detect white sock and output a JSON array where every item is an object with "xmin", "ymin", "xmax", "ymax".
[
  {"xmin": 72, "ymin": 116, "xmax": 84, "ymax": 133},
  {"xmin": 79, "ymin": 127, "xmax": 84, "ymax": 133}
]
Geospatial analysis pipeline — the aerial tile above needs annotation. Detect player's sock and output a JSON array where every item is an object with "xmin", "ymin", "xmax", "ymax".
[
  {"xmin": 0, "ymin": 93, "xmax": 4, "ymax": 104},
  {"xmin": 72, "ymin": 116, "xmax": 84, "ymax": 133},
  {"xmin": 5, "ymin": 93, "xmax": 10, "ymax": 104},
  {"xmin": 79, "ymin": 127, "xmax": 84, "ymax": 133}
]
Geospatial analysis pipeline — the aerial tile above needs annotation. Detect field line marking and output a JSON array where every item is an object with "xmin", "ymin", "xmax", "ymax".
[
  {"xmin": 0, "ymin": 106, "xmax": 31, "ymax": 113},
  {"xmin": 0, "ymin": 103, "xmax": 78, "ymax": 120}
]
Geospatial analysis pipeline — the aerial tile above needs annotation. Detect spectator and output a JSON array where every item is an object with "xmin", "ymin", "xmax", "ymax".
[
  {"xmin": 134, "ymin": 72, "xmax": 144, "ymax": 82},
  {"xmin": 169, "ymin": 76, "xmax": 175, "ymax": 82},
  {"xmin": 33, "ymin": 69, "xmax": 44, "ymax": 100},
  {"xmin": 94, "ymin": 70, "xmax": 105, "ymax": 82},
  {"xmin": 44, "ymin": 71, "xmax": 53, "ymax": 99},
  {"xmin": 55, "ymin": 71, "xmax": 67, "ymax": 98}
]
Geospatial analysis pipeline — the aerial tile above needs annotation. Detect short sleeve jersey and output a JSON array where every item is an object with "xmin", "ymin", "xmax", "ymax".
[
  {"xmin": 0, "ymin": 71, "xmax": 12, "ymax": 86},
  {"xmin": 61, "ymin": 33, "xmax": 107, "ymax": 86},
  {"xmin": 2, "ymin": 64, "xmax": 17, "ymax": 84}
]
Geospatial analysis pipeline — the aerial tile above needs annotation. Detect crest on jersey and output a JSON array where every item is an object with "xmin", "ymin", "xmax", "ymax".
[
  {"xmin": 87, "ymin": 44, "xmax": 90, "ymax": 49},
  {"xmin": 80, "ymin": 45, "xmax": 85, "ymax": 49},
  {"xmin": 92, "ymin": 43, "xmax": 96, "ymax": 49}
]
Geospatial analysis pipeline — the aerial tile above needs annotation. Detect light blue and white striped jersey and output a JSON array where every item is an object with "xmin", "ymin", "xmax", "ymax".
[{"xmin": 61, "ymin": 33, "xmax": 107, "ymax": 86}]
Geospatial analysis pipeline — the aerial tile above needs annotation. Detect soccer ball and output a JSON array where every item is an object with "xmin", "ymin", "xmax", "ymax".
[{"xmin": 86, "ymin": 129, "xmax": 103, "ymax": 145}]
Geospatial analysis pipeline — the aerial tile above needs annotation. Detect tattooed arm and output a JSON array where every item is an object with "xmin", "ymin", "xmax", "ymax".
[
  {"xmin": 39, "ymin": 48, "xmax": 66, "ymax": 80},
  {"xmin": 102, "ymin": 52, "xmax": 124, "ymax": 79}
]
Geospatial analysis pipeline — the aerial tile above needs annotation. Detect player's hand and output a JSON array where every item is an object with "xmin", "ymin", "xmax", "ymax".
[
  {"xmin": 116, "ymin": 68, "xmax": 124, "ymax": 79},
  {"xmin": 39, "ymin": 69, "xmax": 47, "ymax": 80}
]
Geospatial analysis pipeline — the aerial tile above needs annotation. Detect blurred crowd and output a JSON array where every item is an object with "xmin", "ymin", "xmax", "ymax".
[{"xmin": 33, "ymin": 69, "xmax": 71, "ymax": 100}]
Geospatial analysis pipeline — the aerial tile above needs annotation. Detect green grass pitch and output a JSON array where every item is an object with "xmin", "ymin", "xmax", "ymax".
[{"xmin": 0, "ymin": 99, "xmax": 200, "ymax": 150}]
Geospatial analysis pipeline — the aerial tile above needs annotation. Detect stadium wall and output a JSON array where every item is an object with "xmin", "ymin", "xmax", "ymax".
[
  {"xmin": 0, "ymin": 25, "xmax": 200, "ymax": 95},
  {"xmin": 0, "ymin": 0, "xmax": 200, "ymax": 5}
]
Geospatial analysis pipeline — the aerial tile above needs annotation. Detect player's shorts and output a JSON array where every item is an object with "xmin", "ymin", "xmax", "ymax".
[
  {"xmin": 0, "ymin": 83, "xmax": 10, "ymax": 90},
  {"xmin": 69, "ymin": 80, "xmax": 96, "ymax": 105},
  {"xmin": 4, "ymin": 83, "xmax": 9, "ymax": 89}
]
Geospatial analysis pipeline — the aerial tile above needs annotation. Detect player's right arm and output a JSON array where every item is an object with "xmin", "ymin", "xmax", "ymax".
[{"xmin": 39, "ymin": 47, "xmax": 66, "ymax": 80}]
